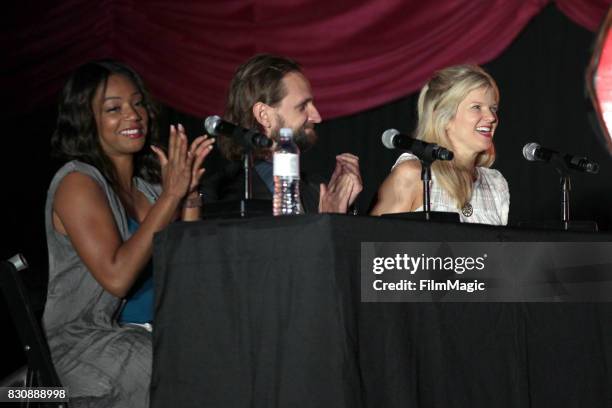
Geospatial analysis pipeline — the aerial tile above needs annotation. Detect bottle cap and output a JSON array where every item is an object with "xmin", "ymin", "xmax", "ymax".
[{"xmin": 279, "ymin": 128, "xmax": 293, "ymax": 138}]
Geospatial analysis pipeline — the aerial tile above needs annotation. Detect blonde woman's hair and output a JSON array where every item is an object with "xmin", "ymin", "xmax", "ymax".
[{"xmin": 414, "ymin": 64, "xmax": 499, "ymax": 209}]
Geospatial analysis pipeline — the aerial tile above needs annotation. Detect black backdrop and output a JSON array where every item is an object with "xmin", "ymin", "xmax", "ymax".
[{"xmin": 2, "ymin": 4, "xmax": 611, "ymax": 378}]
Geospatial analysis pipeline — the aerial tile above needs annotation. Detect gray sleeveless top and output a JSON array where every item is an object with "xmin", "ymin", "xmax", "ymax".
[{"xmin": 43, "ymin": 160, "xmax": 160, "ymax": 407}]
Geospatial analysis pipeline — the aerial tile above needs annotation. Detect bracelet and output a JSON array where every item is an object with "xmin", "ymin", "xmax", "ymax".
[{"xmin": 183, "ymin": 192, "xmax": 203, "ymax": 209}]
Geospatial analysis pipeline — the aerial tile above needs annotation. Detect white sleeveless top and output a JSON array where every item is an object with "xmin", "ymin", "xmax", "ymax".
[{"xmin": 393, "ymin": 153, "xmax": 509, "ymax": 226}]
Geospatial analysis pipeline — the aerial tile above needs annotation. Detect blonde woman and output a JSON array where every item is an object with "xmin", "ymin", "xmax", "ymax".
[{"xmin": 371, "ymin": 65, "xmax": 509, "ymax": 225}]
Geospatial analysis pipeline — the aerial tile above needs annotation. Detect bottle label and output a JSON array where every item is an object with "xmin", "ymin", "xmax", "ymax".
[{"xmin": 273, "ymin": 153, "xmax": 300, "ymax": 177}]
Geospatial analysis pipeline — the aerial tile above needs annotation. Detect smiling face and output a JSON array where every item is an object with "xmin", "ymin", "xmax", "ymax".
[
  {"xmin": 268, "ymin": 72, "xmax": 322, "ymax": 150},
  {"xmin": 445, "ymin": 86, "xmax": 498, "ymax": 156},
  {"xmin": 92, "ymin": 74, "xmax": 148, "ymax": 158}
]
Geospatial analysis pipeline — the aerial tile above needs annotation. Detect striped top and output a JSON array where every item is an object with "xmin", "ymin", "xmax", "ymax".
[{"xmin": 392, "ymin": 153, "xmax": 509, "ymax": 226}]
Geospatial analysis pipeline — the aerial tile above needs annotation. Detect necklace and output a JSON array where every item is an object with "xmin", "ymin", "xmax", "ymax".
[
  {"xmin": 461, "ymin": 202, "xmax": 473, "ymax": 217},
  {"xmin": 462, "ymin": 168, "xmax": 477, "ymax": 217}
]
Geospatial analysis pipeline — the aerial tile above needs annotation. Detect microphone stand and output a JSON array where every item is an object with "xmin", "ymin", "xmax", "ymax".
[
  {"xmin": 204, "ymin": 137, "xmax": 271, "ymax": 219},
  {"xmin": 421, "ymin": 159, "xmax": 432, "ymax": 213},
  {"xmin": 418, "ymin": 159, "xmax": 459, "ymax": 222},
  {"xmin": 241, "ymin": 128, "xmax": 268, "ymax": 201},
  {"xmin": 234, "ymin": 145, "xmax": 270, "ymax": 217},
  {"xmin": 519, "ymin": 156, "xmax": 597, "ymax": 232},
  {"xmin": 243, "ymin": 151, "xmax": 253, "ymax": 200},
  {"xmin": 382, "ymin": 158, "xmax": 459, "ymax": 222},
  {"xmin": 550, "ymin": 156, "xmax": 597, "ymax": 231},
  {"xmin": 560, "ymin": 174, "xmax": 570, "ymax": 227}
]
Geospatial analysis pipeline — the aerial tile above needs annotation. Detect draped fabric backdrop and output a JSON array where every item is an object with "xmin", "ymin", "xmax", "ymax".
[
  {"xmin": 4, "ymin": 0, "xmax": 610, "ymax": 120},
  {"xmin": 1, "ymin": 0, "xmax": 612, "ymax": 381}
]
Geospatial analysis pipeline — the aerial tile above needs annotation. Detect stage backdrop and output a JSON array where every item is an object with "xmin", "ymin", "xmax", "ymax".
[
  {"xmin": 4, "ymin": 0, "xmax": 610, "ymax": 120},
  {"xmin": 2, "ymin": 1, "xmax": 612, "ymax": 380}
]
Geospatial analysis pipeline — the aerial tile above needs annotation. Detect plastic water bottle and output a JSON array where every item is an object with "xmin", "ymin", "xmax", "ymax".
[{"xmin": 273, "ymin": 128, "xmax": 302, "ymax": 215}]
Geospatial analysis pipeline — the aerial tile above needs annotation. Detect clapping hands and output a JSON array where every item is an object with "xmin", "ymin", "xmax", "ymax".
[
  {"xmin": 151, "ymin": 123, "xmax": 215, "ymax": 201},
  {"xmin": 319, "ymin": 153, "xmax": 362, "ymax": 213}
]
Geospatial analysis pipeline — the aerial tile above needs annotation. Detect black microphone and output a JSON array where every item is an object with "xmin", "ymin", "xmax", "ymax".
[
  {"xmin": 522, "ymin": 142, "xmax": 599, "ymax": 174},
  {"xmin": 382, "ymin": 129, "xmax": 454, "ymax": 161},
  {"xmin": 204, "ymin": 115, "xmax": 273, "ymax": 149}
]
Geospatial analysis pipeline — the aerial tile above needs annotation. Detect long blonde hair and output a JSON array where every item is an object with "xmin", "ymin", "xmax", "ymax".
[{"xmin": 415, "ymin": 64, "xmax": 499, "ymax": 209}]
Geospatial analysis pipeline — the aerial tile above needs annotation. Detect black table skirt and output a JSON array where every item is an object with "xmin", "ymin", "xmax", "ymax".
[{"xmin": 151, "ymin": 215, "xmax": 612, "ymax": 408}]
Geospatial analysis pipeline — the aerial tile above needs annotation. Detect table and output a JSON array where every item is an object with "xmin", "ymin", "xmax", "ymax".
[{"xmin": 151, "ymin": 215, "xmax": 612, "ymax": 408}]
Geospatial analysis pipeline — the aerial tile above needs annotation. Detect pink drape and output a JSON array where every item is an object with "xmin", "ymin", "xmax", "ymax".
[
  {"xmin": 557, "ymin": 0, "xmax": 611, "ymax": 30},
  {"xmin": 4, "ymin": 0, "xmax": 610, "ymax": 120}
]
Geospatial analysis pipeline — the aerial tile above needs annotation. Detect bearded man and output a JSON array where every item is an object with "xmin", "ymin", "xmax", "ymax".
[{"xmin": 202, "ymin": 54, "xmax": 362, "ymax": 213}]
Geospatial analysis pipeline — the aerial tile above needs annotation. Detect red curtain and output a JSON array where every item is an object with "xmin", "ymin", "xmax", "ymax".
[
  {"xmin": 557, "ymin": 0, "xmax": 611, "ymax": 30},
  {"xmin": 4, "ymin": 0, "xmax": 610, "ymax": 120}
]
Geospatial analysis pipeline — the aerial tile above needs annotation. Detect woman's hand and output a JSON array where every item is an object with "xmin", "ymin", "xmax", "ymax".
[
  {"xmin": 186, "ymin": 129, "xmax": 215, "ymax": 195},
  {"xmin": 151, "ymin": 123, "xmax": 215, "ymax": 220},
  {"xmin": 182, "ymin": 127, "xmax": 215, "ymax": 221},
  {"xmin": 151, "ymin": 124, "xmax": 212, "ymax": 200}
]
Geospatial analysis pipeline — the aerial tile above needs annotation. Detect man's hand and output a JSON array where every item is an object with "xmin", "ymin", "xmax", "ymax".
[{"xmin": 318, "ymin": 153, "xmax": 363, "ymax": 213}]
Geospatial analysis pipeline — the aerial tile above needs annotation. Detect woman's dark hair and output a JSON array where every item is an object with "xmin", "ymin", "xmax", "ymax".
[{"xmin": 51, "ymin": 59, "xmax": 161, "ymax": 188}]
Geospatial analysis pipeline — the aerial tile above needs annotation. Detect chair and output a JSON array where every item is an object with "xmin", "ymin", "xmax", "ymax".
[{"xmin": 0, "ymin": 254, "xmax": 67, "ymax": 407}]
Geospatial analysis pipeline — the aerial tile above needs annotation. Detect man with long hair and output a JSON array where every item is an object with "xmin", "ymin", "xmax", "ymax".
[{"xmin": 204, "ymin": 54, "xmax": 362, "ymax": 213}]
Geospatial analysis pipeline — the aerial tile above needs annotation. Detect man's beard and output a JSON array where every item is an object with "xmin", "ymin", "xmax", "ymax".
[{"xmin": 272, "ymin": 116, "xmax": 317, "ymax": 152}]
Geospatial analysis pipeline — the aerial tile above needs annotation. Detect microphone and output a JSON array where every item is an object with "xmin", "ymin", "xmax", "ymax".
[
  {"xmin": 522, "ymin": 142, "xmax": 599, "ymax": 174},
  {"xmin": 204, "ymin": 115, "xmax": 273, "ymax": 149},
  {"xmin": 382, "ymin": 129, "xmax": 453, "ymax": 161}
]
